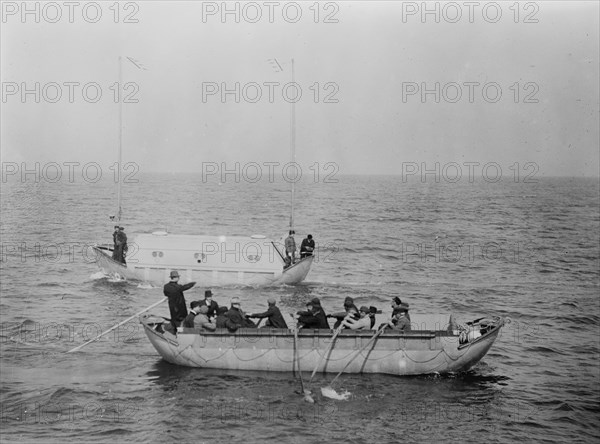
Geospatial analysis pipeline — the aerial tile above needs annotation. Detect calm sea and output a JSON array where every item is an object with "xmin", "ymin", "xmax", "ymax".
[{"xmin": 1, "ymin": 174, "xmax": 599, "ymax": 443}]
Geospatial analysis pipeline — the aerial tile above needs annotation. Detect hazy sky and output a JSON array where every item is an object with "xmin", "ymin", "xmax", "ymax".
[{"xmin": 1, "ymin": 1, "xmax": 598, "ymax": 177}]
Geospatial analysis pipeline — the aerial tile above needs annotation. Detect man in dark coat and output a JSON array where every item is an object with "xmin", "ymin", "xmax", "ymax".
[
  {"xmin": 328, "ymin": 296, "xmax": 360, "ymax": 328},
  {"xmin": 297, "ymin": 297, "xmax": 329, "ymax": 329},
  {"xmin": 183, "ymin": 300, "xmax": 201, "ymax": 328},
  {"xmin": 163, "ymin": 270, "xmax": 196, "ymax": 331},
  {"xmin": 226, "ymin": 297, "xmax": 257, "ymax": 329},
  {"xmin": 119, "ymin": 226, "xmax": 128, "ymax": 264},
  {"xmin": 216, "ymin": 306, "xmax": 238, "ymax": 331},
  {"xmin": 247, "ymin": 298, "xmax": 288, "ymax": 329},
  {"xmin": 199, "ymin": 289, "xmax": 219, "ymax": 320},
  {"xmin": 300, "ymin": 234, "xmax": 315, "ymax": 258},
  {"xmin": 112, "ymin": 225, "xmax": 121, "ymax": 262}
]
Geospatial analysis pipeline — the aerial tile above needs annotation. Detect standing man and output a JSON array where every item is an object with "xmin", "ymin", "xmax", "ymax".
[
  {"xmin": 163, "ymin": 270, "xmax": 196, "ymax": 332},
  {"xmin": 112, "ymin": 226, "xmax": 121, "ymax": 262},
  {"xmin": 300, "ymin": 234, "xmax": 315, "ymax": 259},
  {"xmin": 285, "ymin": 230, "xmax": 296, "ymax": 264},
  {"xmin": 119, "ymin": 226, "xmax": 128, "ymax": 264},
  {"xmin": 247, "ymin": 298, "xmax": 288, "ymax": 328}
]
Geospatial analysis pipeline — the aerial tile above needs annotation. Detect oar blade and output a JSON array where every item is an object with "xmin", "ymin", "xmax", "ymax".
[{"xmin": 321, "ymin": 385, "xmax": 351, "ymax": 400}]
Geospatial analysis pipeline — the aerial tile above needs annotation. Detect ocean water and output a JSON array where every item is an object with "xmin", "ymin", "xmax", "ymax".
[{"xmin": 1, "ymin": 174, "xmax": 598, "ymax": 443}]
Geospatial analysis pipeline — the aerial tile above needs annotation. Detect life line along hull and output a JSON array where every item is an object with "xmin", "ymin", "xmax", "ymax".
[
  {"xmin": 140, "ymin": 316, "xmax": 503, "ymax": 376},
  {"xmin": 91, "ymin": 233, "xmax": 313, "ymax": 286}
]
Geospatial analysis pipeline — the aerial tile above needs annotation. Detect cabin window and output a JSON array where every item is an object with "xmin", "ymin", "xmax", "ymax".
[
  {"xmin": 152, "ymin": 251, "xmax": 164, "ymax": 258},
  {"xmin": 194, "ymin": 253, "xmax": 207, "ymax": 263},
  {"xmin": 247, "ymin": 255, "xmax": 260, "ymax": 262}
]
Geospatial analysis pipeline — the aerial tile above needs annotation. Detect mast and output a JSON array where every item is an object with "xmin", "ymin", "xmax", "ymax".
[
  {"xmin": 289, "ymin": 58, "xmax": 295, "ymax": 232},
  {"xmin": 117, "ymin": 56, "xmax": 123, "ymax": 224}
]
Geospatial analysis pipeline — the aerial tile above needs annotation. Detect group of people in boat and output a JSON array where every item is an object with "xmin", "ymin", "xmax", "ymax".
[
  {"xmin": 284, "ymin": 231, "xmax": 315, "ymax": 268},
  {"xmin": 163, "ymin": 270, "xmax": 288, "ymax": 333},
  {"xmin": 163, "ymin": 269, "xmax": 411, "ymax": 334},
  {"xmin": 297, "ymin": 295, "xmax": 411, "ymax": 332}
]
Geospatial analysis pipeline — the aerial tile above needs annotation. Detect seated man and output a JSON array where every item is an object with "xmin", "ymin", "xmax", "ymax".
[
  {"xmin": 247, "ymin": 298, "xmax": 288, "ymax": 329},
  {"xmin": 215, "ymin": 306, "xmax": 237, "ymax": 331},
  {"xmin": 328, "ymin": 296, "xmax": 359, "ymax": 328},
  {"xmin": 194, "ymin": 305, "xmax": 216, "ymax": 331},
  {"xmin": 342, "ymin": 306, "xmax": 372, "ymax": 330},
  {"xmin": 368, "ymin": 306, "xmax": 379, "ymax": 329},
  {"xmin": 297, "ymin": 297, "xmax": 329, "ymax": 329},
  {"xmin": 199, "ymin": 289, "xmax": 219, "ymax": 321},
  {"xmin": 182, "ymin": 300, "xmax": 201, "ymax": 328},
  {"xmin": 388, "ymin": 308, "xmax": 411, "ymax": 332},
  {"xmin": 226, "ymin": 297, "xmax": 257, "ymax": 329}
]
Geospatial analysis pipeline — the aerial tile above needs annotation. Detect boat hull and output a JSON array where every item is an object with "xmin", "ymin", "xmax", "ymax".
[
  {"xmin": 140, "ymin": 315, "xmax": 503, "ymax": 376},
  {"xmin": 91, "ymin": 242, "xmax": 313, "ymax": 286}
]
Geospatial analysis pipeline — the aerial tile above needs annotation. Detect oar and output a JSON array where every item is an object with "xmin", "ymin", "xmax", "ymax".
[
  {"xmin": 66, "ymin": 297, "xmax": 167, "ymax": 353},
  {"xmin": 309, "ymin": 323, "xmax": 344, "ymax": 382},
  {"xmin": 322, "ymin": 324, "xmax": 387, "ymax": 394},
  {"xmin": 293, "ymin": 325, "xmax": 314, "ymax": 403}
]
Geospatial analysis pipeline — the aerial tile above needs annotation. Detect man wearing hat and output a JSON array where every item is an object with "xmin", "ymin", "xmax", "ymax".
[
  {"xmin": 163, "ymin": 270, "xmax": 196, "ymax": 332},
  {"xmin": 328, "ymin": 296, "xmax": 360, "ymax": 329},
  {"xmin": 296, "ymin": 297, "xmax": 329, "ymax": 329},
  {"xmin": 343, "ymin": 306, "xmax": 372, "ymax": 330},
  {"xmin": 183, "ymin": 300, "xmax": 202, "ymax": 328},
  {"xmin": 247, "ymin": 298, "xmax": 288, "ymax": 329},
  {"xmin": 225, "ymin": 297, "xmax": 257, "ymax": 329},
  {"xmin": 199, "ymin": 290, "xmax": 219, "ymax": 321}
]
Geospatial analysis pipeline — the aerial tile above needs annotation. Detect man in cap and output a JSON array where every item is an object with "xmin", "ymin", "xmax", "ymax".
[
  {"xmin": 194, "ymin": 305, "xmax": 216, "ymax": 331},
  {"xmin": 163, "ymin": 270, "xmax": 196, "ymax": 332},
  {"xmin": 225, "ymin": 297, "xmax": 257, "ymax": 329},
  {"xmin": 343, "ymin": 306, "xmax": 372, "ymax": 330},
  {"xmin": 183, "ymin": 300, "xmax": 201, "ymax": 328},
  {"xmin": 296, "ymin": 297, "xmax": 329, "ymax": 329},
  {"xmin": 247, "ymin": 298, "xmax": 288, "ymax": 329},
  {"xmin": 328, "ymin": 296, "xmax": 360, "ymax": 328},
  {"xmin": 300, "ymin": 234, "xmax": 315, "ymax": 259},
  {"xmin": 199, "ymin": 289, "xmax": 219, "ymax": 321}
]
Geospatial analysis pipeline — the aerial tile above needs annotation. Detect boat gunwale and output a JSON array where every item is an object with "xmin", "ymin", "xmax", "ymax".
[{"xmin": 141, "ymin": 315, "xmax": 504, "ymax": 341}]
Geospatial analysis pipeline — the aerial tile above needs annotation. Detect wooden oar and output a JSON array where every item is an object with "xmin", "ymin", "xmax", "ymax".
[
  {"xmin": 66, "ymin": 297, "xmax": 167, "ymax": 353},
  {"xmin": 323, "ymin": 324, "xmax": 387, "ymax": 392},
  {"xmin": 309, "ymin": 323, "xmax": 344, "ymax": 382},
  {"xmin": 293, "ymin": 325, "xmax": 314, "ymax": 403}
]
